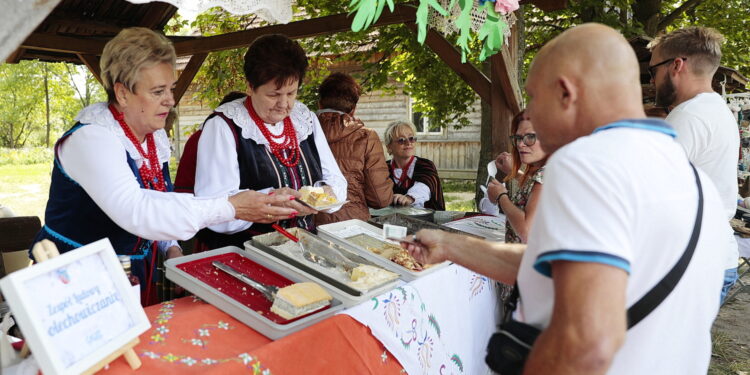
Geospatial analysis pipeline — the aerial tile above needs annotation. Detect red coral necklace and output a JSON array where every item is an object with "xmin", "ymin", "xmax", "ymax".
[
  {"xmin": 108, "ymin": 104, "xmax": 167, "ymax": 192},
  {"xmin": 244, "ymin": 98, "xmax": 300, "ymax": 167}
]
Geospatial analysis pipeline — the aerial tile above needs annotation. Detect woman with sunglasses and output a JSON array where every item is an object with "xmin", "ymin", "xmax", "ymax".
[
  {"xmin": 384, "ymin": 121, "xmax": 445, "ymax": 210},
  {"xmin": 488, "ymin": 110, "xmax": 547, "ymax": 243}
]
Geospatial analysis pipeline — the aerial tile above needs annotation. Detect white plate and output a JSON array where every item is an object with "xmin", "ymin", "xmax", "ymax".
[{"xmin": 298, "ymin": 200, "xmax": 348, "ymax": 211}]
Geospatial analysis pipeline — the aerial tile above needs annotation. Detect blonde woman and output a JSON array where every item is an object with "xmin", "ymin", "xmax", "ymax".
[
  {"xmin": 384, "ymin": 121, "xmax": 445, "ymax": 210},
  {"xmin": 30, "ymin": 27, "xmax": 295, "ymax": 305}
]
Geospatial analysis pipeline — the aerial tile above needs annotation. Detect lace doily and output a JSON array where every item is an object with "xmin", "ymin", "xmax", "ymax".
[
  {"xmin": 210, "ymin": 98, "xmax": 315, "ymax": 145},
  {"xmin": 75, "ymin": 103, "xmax": 172, "ymax": 166},
  {"xmin": 124, "ymin": 0, "xmax": 292, "ymax": 24},
  {"xmin": 428, "ymin": 0, "xmax": 516, "ymax": 46}
]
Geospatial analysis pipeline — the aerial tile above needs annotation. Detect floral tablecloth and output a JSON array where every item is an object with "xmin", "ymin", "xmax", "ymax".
[{"xmin": 104, "ymin": 264, "xmax": 499, "ymax": 374}]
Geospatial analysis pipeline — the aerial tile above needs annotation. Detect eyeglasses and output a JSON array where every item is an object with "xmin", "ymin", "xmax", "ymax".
[
  {"xmin": 396, "ymin": 137, "xmax": 417, "ymax": 145},
  {"xmin": 648, "ymin": 57, "xmax": 687, "ymax": 79},
  {"xmin": 509, "ymin": 133, "xmax": 537, "ymax": 147}
]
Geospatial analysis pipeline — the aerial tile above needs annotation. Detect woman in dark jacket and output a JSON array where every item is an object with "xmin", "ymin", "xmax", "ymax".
[{"xmin": 315, "ymin": 72, "xmax": 393, "ymax": 225}]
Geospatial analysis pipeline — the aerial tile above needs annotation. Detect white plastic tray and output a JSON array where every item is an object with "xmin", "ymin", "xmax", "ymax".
[
  {"xmin": 316, "ymin": 219, "xmax": 449, "ymax": 281},
  {"xmin": 165, "ymin": 246, "xmax": 347, "ymax": 340}
]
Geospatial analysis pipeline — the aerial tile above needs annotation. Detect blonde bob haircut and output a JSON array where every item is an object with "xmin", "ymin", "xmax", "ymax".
[
  {"xmin": 100, "ymin": 27, "xmax": 176, "ymax": 102},
  {"xmin": 384, "ymin": 121, "xmax": 417, "ymax": 152}
]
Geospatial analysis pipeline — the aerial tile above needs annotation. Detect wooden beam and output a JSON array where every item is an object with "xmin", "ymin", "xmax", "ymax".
[
  {"xmin": 174, "ymin": 53, "xmax": 208, "ymax": 104},
  {"xmin": 173, "ymin": 4, "xmax": 417, "ymax": 56},
  {"xmin": 21, "ymin": 33, "xmax": 106, "ymax": 55},
  {"xmin": 77, "ymin": 54, "xmax": 102, "ymax": 85},
  {"xmin": 522, "ymin": 0, "xmax": 569, "ymax": 11},
  {"xmin": 5, "ymin": 48, "xmax": 24, "ymax": 64},
  {"xmin": 406, "ymin": 23, "xmax": 492, "ymax": 103},
  {"xmin": 491, "ymin": 45, "xmax": 522, "ymax": 114},
  {"xmin": 138, "ymin": 3, "xmax": 177, "ymax": 29}
]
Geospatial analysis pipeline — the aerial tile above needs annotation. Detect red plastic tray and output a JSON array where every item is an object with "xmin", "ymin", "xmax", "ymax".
[{"xmin": 176, "ymin": 252, "xmax": 330, "ymax": 324}]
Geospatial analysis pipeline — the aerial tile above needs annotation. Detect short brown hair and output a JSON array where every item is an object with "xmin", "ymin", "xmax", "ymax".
[
  {"xmin": 243, "ymin": 34, "xmax": 308, "ymax": 89},
  {"xmin": 100, "ymin": 27, "xmax": 176, "ymax": 102},
  {"xmin": 318, "ymin": 72, "xmax": 362, "ymax": 113},
  {"xmin": 648, "ymin": 27, "xmax": 724, "ymax": 76}
]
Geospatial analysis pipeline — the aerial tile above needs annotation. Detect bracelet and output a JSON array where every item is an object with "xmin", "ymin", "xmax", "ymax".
[{"xmin": 495, "ymin": 192, "xmax": 509, "ymax": 205}]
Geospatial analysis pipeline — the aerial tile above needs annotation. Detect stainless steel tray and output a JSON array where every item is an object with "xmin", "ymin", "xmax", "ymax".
[
  {"xmin": 316, "ymin": 219, "xmax": 449, "ymax": 281},
  {"xmin": 165, "ymin": 246, "xmax": 347, "ymax": 340},
  {"xmin": 249, "ymin": 228, "xmax": 401, "ymax": 301},
  {"xmin": 369, "ymin": 213, "xmax": 482, "ymax": 239}
]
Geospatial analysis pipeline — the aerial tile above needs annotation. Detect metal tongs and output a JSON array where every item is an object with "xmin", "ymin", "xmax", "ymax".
[{"xmin": 271, "ymin": 224, "xmax": 359, "ymax": 274}]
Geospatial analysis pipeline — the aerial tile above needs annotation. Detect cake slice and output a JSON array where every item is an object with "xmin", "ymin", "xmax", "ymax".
[{"xmin": 270, "ymin": 282, "xmax": 333, "ymax": 319}]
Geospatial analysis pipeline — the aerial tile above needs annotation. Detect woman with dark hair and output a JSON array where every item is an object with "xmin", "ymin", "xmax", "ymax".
[
  {"xmin": 314, "ymin": 72, "xmax": 393, "ymax": 225},
  {"xmin": 192, "ymin": 34, "xmax": 347, "ymax": 248},
  {"xmin": 488, "ymin": 110, "xmax": 547, "ymax": 243},
  {"xmin": 384, "ymin": 121, "xmax": 445, "ymax": 210}
]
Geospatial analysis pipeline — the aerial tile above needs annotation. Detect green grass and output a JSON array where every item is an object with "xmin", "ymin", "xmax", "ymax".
[
  {"xmin": 0, "ymin": 163, "xmax": 52, "ymax": 221},
  {"xmin": 442, "ymin": 179, "xmax": 475, "ymax": 193}
]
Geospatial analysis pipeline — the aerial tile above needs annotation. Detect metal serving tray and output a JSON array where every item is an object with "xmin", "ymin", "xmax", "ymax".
[
  {"xmin": 249, "ymin": 228, "xmax": 402, "ymax": 303},
  {"xmin": 165, "ymin": 246, "xmax": 347, "ymax": 340},
  {"xmin": 316, "ymin": 219, "xmax": 449, "ymax": 281},
  {"xmin": 369, "ymin": 213, "xmax": 482, "ymax": 239}
]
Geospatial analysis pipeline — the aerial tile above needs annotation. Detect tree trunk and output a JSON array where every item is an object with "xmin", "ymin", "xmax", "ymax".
[
  {"xmin": 44, "ymin": 63, "xmax": 51, "ymax": 147},
  {"xmin": 632, "ymin": 0, "xmax": 663, "ymax": 36}
]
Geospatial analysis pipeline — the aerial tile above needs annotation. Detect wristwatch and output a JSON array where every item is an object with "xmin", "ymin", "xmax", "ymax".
[{"xmin": 495, "ymin": 192, "xmax": 509, "ymax": 205}]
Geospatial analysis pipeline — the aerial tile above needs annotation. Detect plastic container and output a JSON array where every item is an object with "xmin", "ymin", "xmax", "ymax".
[
  {"xmin": 249, "ymin": 228, "xmax": 402, "ymax": 304},
  {"xmin": 165, "ymin": 246, "xmax": 347, "ymax": 340},
  {"xmin": 317, "ymin": 219, "xmax": 449, "ymax": 281},
  {"xmin": 369, "ymin": 206, "xmax": 435, "ymax": 222},
  {"xmin": 369, "ymin": 213, "xmax": 482, "ymax": 239}
]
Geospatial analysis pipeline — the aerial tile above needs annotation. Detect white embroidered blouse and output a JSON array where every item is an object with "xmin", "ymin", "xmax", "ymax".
[
  {"xmin": 195, "ymin": 98, "xmax": 348, "ymax": 234},
  {"xmin": 58, "ymin": 103, "xmax": 236, "ymax": 249}
]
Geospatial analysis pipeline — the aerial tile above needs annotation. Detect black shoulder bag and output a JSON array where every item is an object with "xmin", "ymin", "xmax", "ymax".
[{"xmin": 486, "ymin": 164, "xmax": 704, "ymax": 375}]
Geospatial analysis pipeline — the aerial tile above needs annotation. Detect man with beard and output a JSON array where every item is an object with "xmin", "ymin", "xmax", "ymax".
[{"xmin": 649, "ymin": 27, "xmax": 740, "ymax": 303}]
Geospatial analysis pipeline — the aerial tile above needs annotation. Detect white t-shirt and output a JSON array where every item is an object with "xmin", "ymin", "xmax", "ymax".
[
  {"xmin": 516, "ymin": 120, "xmax": 726, "ymax": 375},
  {"xmin": 666, "ymin": 92, "xmax": 739, "ymax": 269}
]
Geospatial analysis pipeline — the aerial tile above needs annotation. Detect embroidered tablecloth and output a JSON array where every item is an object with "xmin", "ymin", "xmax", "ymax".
[
  {"xmin": 104, "ymin": 264, "xmax": 498, "ymax": 374},
  {"xmin": 342, "ymin": 264, "xmax": 499, "ymax": 375}
]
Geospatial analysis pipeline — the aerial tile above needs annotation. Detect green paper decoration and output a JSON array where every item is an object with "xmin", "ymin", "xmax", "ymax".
[{"xmin": 349, "ymin": 0, "xmax": 510, "ymax": 62}]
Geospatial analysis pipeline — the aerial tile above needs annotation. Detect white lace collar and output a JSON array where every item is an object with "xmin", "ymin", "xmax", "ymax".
[
  {"xmin": 212, "ymin": 98, "xmax": 315, "ymax": 145},
  {"xmin": 75, "ymin": 102, "xmax": 171, "ymax": 166}
]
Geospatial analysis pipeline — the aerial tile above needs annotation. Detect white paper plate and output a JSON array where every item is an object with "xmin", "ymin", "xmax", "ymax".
[{"xmin": 298, "ymin": 199, "xmax": 348, "ymax": 211}]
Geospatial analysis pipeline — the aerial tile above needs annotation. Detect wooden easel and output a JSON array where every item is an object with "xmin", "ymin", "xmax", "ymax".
[{"xmin": 23, "ymin": 240, "xmax": 142, "ymax": 373}]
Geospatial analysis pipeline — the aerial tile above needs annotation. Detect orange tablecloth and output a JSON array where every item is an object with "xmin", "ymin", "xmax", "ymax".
[{"xmin": 104, "ymin": 297, "xmax": 405, "ymax": 374}]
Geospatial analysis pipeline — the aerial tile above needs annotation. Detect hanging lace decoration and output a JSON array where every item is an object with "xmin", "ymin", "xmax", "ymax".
[{"xmin": 124, "ymin": 0, "xmax": 292, "ymax": 24}]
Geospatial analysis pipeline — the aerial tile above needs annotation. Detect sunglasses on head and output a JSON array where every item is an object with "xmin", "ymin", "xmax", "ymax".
[
  {"xmin": 396, "ymin": 136, "xmax": 417, "ymax": 145},
  {"xmin": 509, "ymin": 133, "xmax": 537, "ymax": 147}
]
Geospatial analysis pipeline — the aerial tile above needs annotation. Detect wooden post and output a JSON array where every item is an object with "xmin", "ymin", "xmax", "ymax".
[{"xmin": 23, "ymin": 240, "xmax": 142, "ymax": 372}]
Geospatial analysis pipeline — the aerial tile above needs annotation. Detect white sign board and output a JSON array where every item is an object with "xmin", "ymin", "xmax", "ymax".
[{"xmin": 0, "ymin": 239, "xmax": 150, "ymax": 375}]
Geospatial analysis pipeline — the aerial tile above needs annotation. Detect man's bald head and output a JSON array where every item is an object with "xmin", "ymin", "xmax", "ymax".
[{"xmin": 525, "ymin": 23, "xmax": 645, "ymax": 154}]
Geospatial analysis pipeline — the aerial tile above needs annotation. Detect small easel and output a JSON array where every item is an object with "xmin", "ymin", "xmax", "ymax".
[{"xmin": 24, "ymin": 240, "xmax": 142, "ymax": 373}]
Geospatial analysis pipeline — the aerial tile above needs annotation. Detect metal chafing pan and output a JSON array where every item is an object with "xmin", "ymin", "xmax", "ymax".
[
  {"xmin": 249, "ymin": 228, "xmax": 401, "ymax": 302},
  {"xmin": 369, "ymin": 213, "xmax": 482, "ymax": 239}
]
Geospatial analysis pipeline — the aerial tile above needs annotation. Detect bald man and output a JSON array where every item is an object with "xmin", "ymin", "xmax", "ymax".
[{"xmin": 403, "ymin": 23, "xmax": 727, "ymax": 374}]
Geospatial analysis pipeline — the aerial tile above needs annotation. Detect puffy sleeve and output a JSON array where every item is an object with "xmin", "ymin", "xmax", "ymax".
[{"xmin": 59, "ymin": 125, "xmax": 236, "ymax": 241}]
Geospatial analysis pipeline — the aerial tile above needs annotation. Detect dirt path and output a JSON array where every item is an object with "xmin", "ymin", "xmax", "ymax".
[{"xmin": 710, "ymin": 269, "xmax": 750, "ymax": 374}]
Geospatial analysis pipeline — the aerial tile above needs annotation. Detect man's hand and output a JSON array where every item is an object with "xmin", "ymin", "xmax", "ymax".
[{"xmin": 400, "ymin": 229, "xmax": 452, "ymax": 265}]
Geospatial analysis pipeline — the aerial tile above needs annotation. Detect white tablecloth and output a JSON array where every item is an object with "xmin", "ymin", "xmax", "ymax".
[{"xmin": 341, "ymin": 264, "xmax": 499, "ymax": 375}]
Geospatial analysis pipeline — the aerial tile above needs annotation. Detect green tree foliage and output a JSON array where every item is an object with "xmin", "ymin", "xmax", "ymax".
[
  {"xmin": 523, "ymin": 0, "xmax": 750, "ymax": 79},
  {"xmin": 185, "ymin": 2, "xmax": 479, "ymax": 129},
  {"xmin": 0, "ymin": 61, "xmax": 105, "ymax": 148}
]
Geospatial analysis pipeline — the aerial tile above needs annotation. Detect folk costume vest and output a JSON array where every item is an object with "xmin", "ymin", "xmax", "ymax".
[
  {"xmin": 196, "ymin": 100, "xmax": 323, "ymax": 249},
  {"xmin": 388, "ymin": 156, "xmax": 446, "ymax": 211},
  {"xmin": 31, "ymin": 118, "xmax": 173, "ymax": 306}
]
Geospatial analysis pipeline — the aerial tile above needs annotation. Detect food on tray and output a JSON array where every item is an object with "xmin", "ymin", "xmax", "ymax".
[
  {"xmin": 299, "ymin": 186, "xmax": 337, "ymax": 207},
  {"xmin": 271, "ymin": 282, "xmax": 332, "ymax": 319},
  {"xmin": 349, "ymin": 265, "xmax": 399, "ymax": 289},
  {"xmin": 366, "ymin": 244, "xmax": 424, "ymax": 271}
]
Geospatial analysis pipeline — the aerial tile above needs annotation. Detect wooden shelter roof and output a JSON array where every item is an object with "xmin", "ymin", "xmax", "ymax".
[{"xmin": 8, "ymin": 0, "xmax": 177, "ymax": 66}]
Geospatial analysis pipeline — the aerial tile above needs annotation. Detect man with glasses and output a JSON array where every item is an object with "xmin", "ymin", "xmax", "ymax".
[{"xmin": 649, "ymin": 27, "xmax": 740, "ymax": 303}]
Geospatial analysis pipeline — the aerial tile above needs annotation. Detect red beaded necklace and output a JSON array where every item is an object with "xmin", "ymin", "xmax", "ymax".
[
  {"xmin": 244, "ymin": 98, "xmax": 300, "ymax": 167},
  {"xmin": 108, "ymin": 104, "xmax": 167, "ymax": 192}
]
